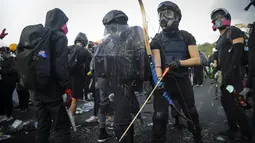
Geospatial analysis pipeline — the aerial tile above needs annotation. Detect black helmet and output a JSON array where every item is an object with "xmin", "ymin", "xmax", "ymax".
[
  {"xmin": 157, "ymin": 1, "xmax": 182, "ymax": 21},
  {"xmin": 102, "ymin": 10, "xmax": 128, "ymax": 25},
  {"xmin": 211, "ymin": 8, "xmax": 231, "ymax": 22}
]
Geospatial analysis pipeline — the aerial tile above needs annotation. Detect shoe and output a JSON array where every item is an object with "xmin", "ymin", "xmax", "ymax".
[
  {"xmin": 200, "ymin": 85, "xmax": 203, "ymax": 87},
  {"xmin": 14, "ymin": 106, "xmax": 21, "ymax": 111},
  {"xmin": 98, "ymin": 128, "xmax": 114, "ymax": 142},
  {"xmin": 193, "ymin": 132, "xmax": 205, "ymax": 143},
  {"xmin": 0, "ymin": 115, "xmax": 7, "ymax": 123},
  {"xmin": 6, "ymin": 116, "xmax": 13, "ymax": 122},
  {"xmin": 85, "ymin": 116, "xmax": 98, "ymax": 123},
  {"xmin": 218, "ymin": 129, "xmax": 241, "ymax": 141}
]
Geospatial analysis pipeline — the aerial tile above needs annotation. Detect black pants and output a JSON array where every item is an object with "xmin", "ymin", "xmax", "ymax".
[
  {"xmin": 93, "ymin": 88, "xmax": 100, "ymax": 116},
  {"xmin": 220, "ymin": 86, "xmax": 252, "ymax": 137},
  {"xmin": 193, "ymin": 66, "xmax": 204, "ymax": 85},
  {"xmin": 34, "ymin": 92, "xmax": 70, "ymax": 143},
  {"xmin": 83, "ymin": 75, "xmax": 91, "ymax": 100},
  {"xmin": 111, "ymin": 80, "xmax": 135, "ymax": 143},
  {"xmin": 152, "ymin": 76, "xmax": 201, "ymax": 142},
  {"xmin": 17, "ymin": 87, "xmax": 30, "ymax": 110},
  {"xmin": 0, "ymin": 83, "xmax": 15, "ymax": 117},
  {"xmin": 170, "ymin": 99, "xmax": 181, "ymax": 118}
]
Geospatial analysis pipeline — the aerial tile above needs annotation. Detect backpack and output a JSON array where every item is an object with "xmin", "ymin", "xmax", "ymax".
[
  {"xmin": 15, "ymin": 24, "xmax": 54, "ymax": 90},
  {"xmin": 226, "ymin": 26, "xmax": 249, "ymax": 66},
  {"xmin": 67, "ymin": 45, "xmax": 80, "ymax": 75}
]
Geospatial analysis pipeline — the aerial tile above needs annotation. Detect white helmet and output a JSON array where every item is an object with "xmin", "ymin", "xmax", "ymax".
[{"xmin": 212, "ymin": 48, "xmax": 217, "ymax": 52}]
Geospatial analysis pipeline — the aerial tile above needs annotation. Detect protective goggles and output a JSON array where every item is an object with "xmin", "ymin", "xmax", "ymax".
[
  {"xmin": 158, "ymin": 10, "xmax": 176, "ymax": 19},
  {"xmin": 211, "ymin": 15, "xmax": 225, "ymax": 23}
]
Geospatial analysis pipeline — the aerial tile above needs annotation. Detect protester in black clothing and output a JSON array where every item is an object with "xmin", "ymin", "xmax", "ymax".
[
  {"xmin": 68, "ymin": 32, "xmax": 92, "ymax": 115},
  {"xmin": 240, "ymin": 21, "xmax": 255, "ymax": 134},
  {"xmin": 150, "ymin": 1, "xmax": 203, "ymax": 142},
  {"xmin": 17, "ymin": 8, "xmax": 71, "ymax": 143},
  {"xmin": 0, "ymin": 46, "xmax": 18, "ymax": 122},
  {"xmin": 86, "ymin": 43, "xmax": 101, "ymax": 123},
  {"xmin": 93, "ymin": 10, "xmax": 146, "ymax": 143},
  {"xmin": 211, "ymin": 8, "xmax": 252, "ymax": 142}
]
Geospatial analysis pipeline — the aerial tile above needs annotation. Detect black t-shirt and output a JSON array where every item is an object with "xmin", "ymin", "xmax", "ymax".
[
  {"xmin": 216, "ymin": 26, "xmax": 244, "ymax": 73},
  {"xmin": 150, "ymin": 30, "xmax": 196, "ymax": 50}
]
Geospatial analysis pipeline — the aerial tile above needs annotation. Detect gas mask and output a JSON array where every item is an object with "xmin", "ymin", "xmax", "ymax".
[
  {"xmin": 212, "ymin": 16, "xmax": 230, "ymax": 31},
  {"xmin": 61, "ymin": 24, "xmax": 68, "ymax": 35},
  {"xmin": 158, "ymin": 9, "xmax": 179, "ymax": 32}
]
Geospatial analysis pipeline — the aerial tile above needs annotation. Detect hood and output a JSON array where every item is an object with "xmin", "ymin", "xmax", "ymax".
[
  {"xmin": 18, "ymin": 24, "xmax": 45, "ymax": 49},
  {"xmin": 74, "ymin": 32, "xmax": 88, "ymax": 46},
  {"xmin": 45, "ymin": 8, "xmax": 68, "ymax": 31}
]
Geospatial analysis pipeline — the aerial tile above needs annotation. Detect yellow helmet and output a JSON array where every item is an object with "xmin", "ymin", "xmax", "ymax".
[{"xmin": 9, "ymin": 43, "xmax": 17, "ymax": 52}]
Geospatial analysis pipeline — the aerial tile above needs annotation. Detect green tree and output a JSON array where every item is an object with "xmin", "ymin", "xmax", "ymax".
[{"xmin": 197, "ymin": 42, "xmax": 216, "ymax": 57}]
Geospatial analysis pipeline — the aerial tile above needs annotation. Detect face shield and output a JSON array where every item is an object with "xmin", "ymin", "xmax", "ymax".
[{"xmin": 103, "ymin": 24, "xmax": 129, "ymax": 36}]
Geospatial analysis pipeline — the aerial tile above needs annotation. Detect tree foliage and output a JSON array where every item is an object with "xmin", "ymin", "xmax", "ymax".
[{"xmin": 197, "ymin": 42, "xmax": 216, "ymax": 57}]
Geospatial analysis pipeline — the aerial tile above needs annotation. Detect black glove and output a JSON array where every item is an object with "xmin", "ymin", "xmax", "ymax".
[{"xmin": 167, "ymin": 60, "xmax": 181, "ymax": 69}]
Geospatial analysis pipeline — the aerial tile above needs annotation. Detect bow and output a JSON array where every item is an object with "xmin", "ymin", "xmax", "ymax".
[{"xmin": 119, "ymin": 0, "xmax": 196, "ymax": 141}]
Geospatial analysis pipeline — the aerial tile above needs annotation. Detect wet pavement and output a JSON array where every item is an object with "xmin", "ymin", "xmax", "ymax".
[{"xmin": 1, "ymin": 79, "xmax": 253, "ymax": 143}]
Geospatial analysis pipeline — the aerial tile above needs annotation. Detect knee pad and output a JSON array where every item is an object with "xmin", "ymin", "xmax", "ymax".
[{"xmin": 152, "ymin": 112, "xmax": 168, "ymax": 124}]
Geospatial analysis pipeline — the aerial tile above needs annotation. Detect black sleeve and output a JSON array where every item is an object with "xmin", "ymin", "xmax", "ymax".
[
  {"xmin": 181, "ymin": 30, "xmax": 196, "ymax": 45},
  {"xmin": 150, "ymin": 34, "xmax": 161, "ymax": 50},
  {"xmin": 213, "ymin": 51, "xmax": 218, "ymax": 61},
  {"xmin": 84, "ymin": 50, "xmax": 92, "ymax": 73},
  {"xmin": 228, "ymin": 26, "xmax": 244, "ymax": 42},
  {"xmin": 224, "ymin": 43, "xmax": 244, "ymax": 85},
  {"xmin": 54, "ymin": 35, "xmax": 70, "ymax": 90}
]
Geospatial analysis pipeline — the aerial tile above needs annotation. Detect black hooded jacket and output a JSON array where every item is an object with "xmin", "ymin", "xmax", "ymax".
[
  {"xmin": 68, "ymin": 33, "xmax": 92, "ymax": 98},
  {"xmin": 68, "ymin": 32, "xmax": 92, "ymax": 76},
  {"xmin": 16, "ymin": 9, "xmax": 70, "ymax": 96},
  {"xmin": 44, "ymin": 8, "xmax": 70, "ymax": 93}
]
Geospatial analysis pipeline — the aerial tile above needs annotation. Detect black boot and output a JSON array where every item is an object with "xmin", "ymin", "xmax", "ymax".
[
  {"xmin": 174, "ymin": 116, "xmax": 182, "ymax": 128},
  {"xmin": 115, "ymin": 124, "xmax": 134, "ymax": 143},
  {"xmin": 152, "ymin": 112, "xmax": 168, "ymax": 143},
  {"xmin": 193, "ymin": 128, "xmax": 205, "ymax": 143},
  {"xmin": 98, "ymin": 128, "xmax": 114, "ymax": 142}
]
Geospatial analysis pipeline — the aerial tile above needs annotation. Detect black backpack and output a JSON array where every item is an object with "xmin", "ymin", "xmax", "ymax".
[
  {"xmin": 15, "ymin": 24, "xmax": 54, "ymax": 90},
  {"xmin": 67, "ymin": 45, "xmax": 81, "ymax": 75}
]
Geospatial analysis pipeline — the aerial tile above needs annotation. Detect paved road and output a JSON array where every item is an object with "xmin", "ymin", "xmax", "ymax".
[{"xmin": 1, "ymin": 79, "xmax": 253, "ymax": 143}]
